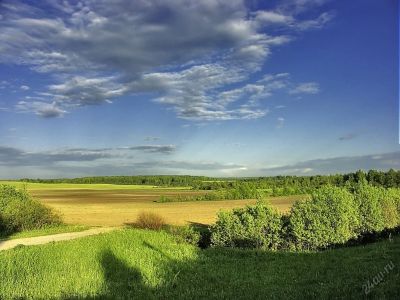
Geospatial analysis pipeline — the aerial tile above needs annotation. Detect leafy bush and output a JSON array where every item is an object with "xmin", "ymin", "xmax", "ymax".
[
  {"xmin": 0, "ymin": 185, "xmax": 61, "ymax": 235},
  {"xmin": 211, "ymin": 201, "xmax": 283, "ymax": 250},
  {"xmin": 353, "ymin": 184, "xmax": 386, "ymax": 233},
  {"xmin": 381, "ymin": 189, "xmax": 400, "ymax": 229},
  {"xmin": 136, "ymin": 211, "xmax": 165, "ymax": 230},
  {"xmin": 288, "ymin": 186, "xmax": 359, "ymax": 250},
  {"xmin": 0, "ymin": 214, "xmax": 6, "ymax": 236},
  {"xmin": 165, "ymin": 225, "xmax": 201, "ymax": 246}
]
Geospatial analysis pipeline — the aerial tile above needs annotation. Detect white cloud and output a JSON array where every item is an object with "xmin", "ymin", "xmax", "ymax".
[
  {"xmin": 255, "ymin": 11, "xmax": 294, "ymax": 25},
  {"xmin": 0, "ymin": 0, "xmax": 332, "ymax": 120},
  {"xmin": 16, "ymin": 101, "xmax": 66, "ymax": 118},
  {"xmin": 20, "ymin": 85, "xmax": 30, "ymax": 91}
]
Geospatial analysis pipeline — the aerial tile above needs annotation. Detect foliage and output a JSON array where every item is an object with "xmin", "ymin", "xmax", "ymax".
[
  {"xmin": 158, "ymin": 185, "xmax": 264, "ymax": 202},
  {"xmin": 0, "ymin": 185, "xmax": 61, "ymax": 235},
  {"xmin": 211, "ymin": 201, "xmax": 283, "ymax": 250},
  {"xmin": 165, "ymin": 225, "xmax": 201, "ymax": 246},
  {"xmin": 288, "ymin": 186, "xmax": 359, "ymax": 250},
  {"xmin": 380, "ymin": 188, "xmax": 400, "ymax": 229},
  {"xmin": 135, "ymin": 211, "xmax": 165, "ymax": 230},
  {"xmin": 17, "ymin": 169, "xmax": 400, "ymax": 199},
  {"xmin": 353, "ymin": 184, "xmax": 386, "ymax": 234}
]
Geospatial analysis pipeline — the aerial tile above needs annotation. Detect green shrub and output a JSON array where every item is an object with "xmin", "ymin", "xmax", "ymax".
[
  {"xmin": 0, "ymin": 185, "xmax": 61, "ymax": 234},
  {"xmin": 0, "ymin": 214, "xmax": 6, "ymax": 236},
  {"xmin": 381, "ymin": 189, "xmax": 400, "ymax": 229},
  {"xmin": 166, "ymin": 225, "xmax": 201, "ymax": 246},
  {"xmin": 211, "ymin": 201, "xmax": 283, "ymax": 250},
  {"xmin": 353, "ymin": 184, "xmax": 386, "ymax": 233},
  {"xmin": 135, "ymin": 211, "xmax": 165, "ymax": 230},
  {"xmin": 289, "ymin": 186, "xmax": 359, "ymax": 250}
]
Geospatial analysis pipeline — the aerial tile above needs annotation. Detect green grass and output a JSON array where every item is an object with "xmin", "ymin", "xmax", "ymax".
[
  {"xmin": 1, "ymin": 225, "xmax": 90, "ymax": 241},
  {"xmin": 0, "ymin": 228, "xmax": 399, "ymax": 299},
  {"xmin": 0, "ymin": 181, "xmax": 190, "ymax": 190}
]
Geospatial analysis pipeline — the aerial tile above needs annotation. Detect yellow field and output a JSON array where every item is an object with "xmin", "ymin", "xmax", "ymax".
[{"xmin": 5, "ymin": 182, "xmax": 306, "ymax": 226}]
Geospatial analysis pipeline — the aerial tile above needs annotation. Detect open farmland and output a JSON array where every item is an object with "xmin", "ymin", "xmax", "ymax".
[{"xmin": 2, "ymin": 182, "xmax": 304, "ymax": 226}]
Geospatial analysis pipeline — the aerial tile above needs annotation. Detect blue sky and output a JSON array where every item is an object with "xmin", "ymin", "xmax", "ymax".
[{"xmin": 0, "ymin": 0, "xmax": 398, "ymax": 178}]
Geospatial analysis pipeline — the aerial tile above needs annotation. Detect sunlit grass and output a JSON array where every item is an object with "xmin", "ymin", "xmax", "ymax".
[{"xmin": 0, "ymin": 228, "xmax": 399, "ymax": 299}]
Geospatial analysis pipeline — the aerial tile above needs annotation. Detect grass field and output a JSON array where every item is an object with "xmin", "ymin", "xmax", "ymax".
[
  {"xmin": 0, "ymin": 228, "xmax": 398, "ymax": 299},
  {"xmin": 0, "ymin": 181, "xmax": 188, "ymax": 190},
  {"xmin": 5, "ymin": 181, "xmax": 304, "ymax": 226}
]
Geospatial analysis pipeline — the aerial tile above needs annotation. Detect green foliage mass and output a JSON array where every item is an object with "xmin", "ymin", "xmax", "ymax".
[
  {"xmin": 288, "ymin": 186, "xmax": 359, "ymax": 250},
  {"xmin": 0, "ymin": 185, "xmax": 61, "ymax": 236},
  {"xmin": 211, "ymin": 184, "xmax": 400, "ymax": 251},
  {"xmin": 16, "ymin": 169, "xmax": 400, "ymax": 194},
  {"xmin": 211, "ymin": 201, "xmax": 283, "ymax": 250}
]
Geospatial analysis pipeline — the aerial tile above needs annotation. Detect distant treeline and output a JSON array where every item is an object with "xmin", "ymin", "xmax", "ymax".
[
  {"xmin": 19, "ymin": 175, "xmax": 210, "ymax": 187},
  {"xmin": 19, "ymin": 169, "xmax": 400, "ymax": 195}
]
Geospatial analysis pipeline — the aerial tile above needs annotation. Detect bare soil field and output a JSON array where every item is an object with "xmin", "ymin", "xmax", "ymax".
[{"xmin": 29, "ymin": 188, "xmax": 305, "ymax": 226}]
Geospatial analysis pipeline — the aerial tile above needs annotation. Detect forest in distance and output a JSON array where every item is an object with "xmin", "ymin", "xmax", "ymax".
[{"xmin": 16, "ymin": 169, "xmax": 400, "ymax": 194}]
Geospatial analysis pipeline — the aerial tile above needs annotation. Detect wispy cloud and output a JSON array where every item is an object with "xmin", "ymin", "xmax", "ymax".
[
  {"xmin": 0, "ymin": 0, "xmax": 332, "ymax": 120},
  {"xmin": 260, "ymin": 152, "xmax": 400, "ymax": 175},
  {"xmin": 338, "ymin": 133, "xmax": 358, "ymax": 141},
  {"xmin": 277, "ymin": 117, "xmax": 285, "ymax": 128},
  {"xmin": 0, "ymin": 144, "xmax": 177, "ymax": 167},
  {"xmin": 289, "ymin": 82, "xmax": 320, "ymax": 95},
  {"xmin": 144, "ymin": 136, "xmax": 161, "ymax": 142}
]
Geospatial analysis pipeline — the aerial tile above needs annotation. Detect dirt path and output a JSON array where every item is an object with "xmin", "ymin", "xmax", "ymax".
[{"xmin": 0, "ymin": 227, "xmax": 118, "ymax": 251}]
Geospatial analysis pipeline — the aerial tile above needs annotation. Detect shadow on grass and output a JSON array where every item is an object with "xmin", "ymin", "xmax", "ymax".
[
  {"xmin": 59, "ymin": 235, "xmax": 400, "ymax": 300},
  {"xmin": 63, "ymin": 249, "xmax": 152, "ymax": 300}
]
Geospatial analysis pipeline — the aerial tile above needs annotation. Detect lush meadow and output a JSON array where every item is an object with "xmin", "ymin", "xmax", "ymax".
[
  {"xmin": 0, "ymin": 228, "xmax": 398, "ymax": 299},
  {"xmin": 1, "ymin": 171, "xmax": 400, "ymax": 299}
]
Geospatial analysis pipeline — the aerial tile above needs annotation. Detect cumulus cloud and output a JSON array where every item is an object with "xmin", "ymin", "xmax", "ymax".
[
  {"xmin": 20, "ymin": 85, "xmax": 30, "ymax": 91},
  {"xmin": 0, "ymin": 0, "xmax": 332, "ymax": 120}
]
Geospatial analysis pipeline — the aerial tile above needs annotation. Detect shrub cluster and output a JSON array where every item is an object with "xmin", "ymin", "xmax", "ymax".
[
  {"xmin": 158, "ymin": 186, "xmax": 264, "ymax": 203},
  {"xmin": 210, "ymin": 184, "xmax": 400, "ymax": 251},
  {"xmin": 0, "ymin": 185, "xmax": 61, "ymax": 236},
  {"xmin": 165, "ymin": 225, "xmax": 201, "ymax": 246},
  {"xmin": 135, "ymin": 211, "xmax": 165, "ymax": 230},
  {"xmin": 211, "ymin": 202, "xmax": 283, "ymax": 250}
]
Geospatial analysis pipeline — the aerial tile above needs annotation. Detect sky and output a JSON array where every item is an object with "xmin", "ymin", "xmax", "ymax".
[{"xmin": 0, "ymin": 0, "xmax": 398, "ymax": 178}]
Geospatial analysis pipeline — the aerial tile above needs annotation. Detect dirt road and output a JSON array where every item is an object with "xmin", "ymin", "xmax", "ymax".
[{"xmin": 0, "ymin": 227, "xmax": 117, "ymax": 251}]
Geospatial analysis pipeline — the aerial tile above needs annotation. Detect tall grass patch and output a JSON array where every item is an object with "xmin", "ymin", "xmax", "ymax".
[{"xmin": 135, "ymin": 211, "xmax": 165, "ymax": 230}]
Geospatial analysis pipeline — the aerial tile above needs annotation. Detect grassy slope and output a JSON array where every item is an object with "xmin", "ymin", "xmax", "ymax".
[
  {"xmin": 0, "ymin": 225, "xmax": 90, "ymax": 241},
  {"xmin": 0, "ymin": 229, "xmax": 399, "ymax": 299}
]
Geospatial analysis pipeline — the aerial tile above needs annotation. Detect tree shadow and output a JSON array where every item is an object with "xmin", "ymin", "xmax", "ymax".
[
  {"xmin": 60, "ymin": 235, "xmax": 400, "ymax": 299},
  {"xmin": 63, "ymin": 249, "xmax": 153, "ymax": 299}
]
